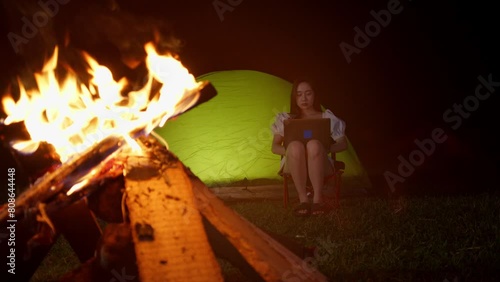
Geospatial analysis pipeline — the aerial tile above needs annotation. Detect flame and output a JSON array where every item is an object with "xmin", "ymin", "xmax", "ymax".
[{"xmin": 1, "ymin": 42, "xmax": 202, "ymax": 162}]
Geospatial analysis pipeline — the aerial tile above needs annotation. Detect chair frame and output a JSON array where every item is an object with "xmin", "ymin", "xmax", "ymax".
[{"xmin": 281, "ymin": 153, "xmax": 344, "ymax": 208}]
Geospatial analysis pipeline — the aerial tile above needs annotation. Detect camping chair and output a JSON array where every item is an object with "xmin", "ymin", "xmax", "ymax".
[{"xmin": 280, "ymin": 153, "xmax": 345, "ymax": 209}]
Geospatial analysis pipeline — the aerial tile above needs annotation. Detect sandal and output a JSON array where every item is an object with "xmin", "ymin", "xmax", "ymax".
[
  {"xmin": 293, "ymin": 202, "xmax": 311, "ymax": 217},
  {"xmin": 310, "ymin": 202, "xmax": 329, "ymax": 216}
]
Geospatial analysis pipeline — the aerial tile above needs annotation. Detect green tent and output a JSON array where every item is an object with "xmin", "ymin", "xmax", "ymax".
[{"xmin": 155, "ymin": 70, "xmax": 371, "ymax": 189}]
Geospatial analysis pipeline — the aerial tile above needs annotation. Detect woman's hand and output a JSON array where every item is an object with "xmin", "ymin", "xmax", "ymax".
[{"xmin": 271, "ymin": 134, "xmax": 286, "ymax": 155}]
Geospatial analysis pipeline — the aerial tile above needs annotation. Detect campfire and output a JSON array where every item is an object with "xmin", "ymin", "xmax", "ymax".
[{"xmin": 0, "ymin": 15, "xmax": 327, "ymax": 282}]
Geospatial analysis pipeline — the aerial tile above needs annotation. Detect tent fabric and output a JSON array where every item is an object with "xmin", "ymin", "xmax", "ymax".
[{"xmin": 155, "ymin": 70, "xmax": 371, "ymax": 189}]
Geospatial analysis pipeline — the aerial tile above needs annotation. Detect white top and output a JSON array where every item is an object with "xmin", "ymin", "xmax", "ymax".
[{"xmin": 271, "ymin": 109, "xmax": 346, "ymax": 141}]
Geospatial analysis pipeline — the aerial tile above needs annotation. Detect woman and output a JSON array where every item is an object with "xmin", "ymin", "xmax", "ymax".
[{"xmin": 271, "ymin": 79, "xmax": 347, "ymax": 216}]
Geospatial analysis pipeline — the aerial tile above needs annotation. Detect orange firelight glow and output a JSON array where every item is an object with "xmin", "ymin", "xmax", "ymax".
[{"xmin": 1, "ymin": 42, "xmax": 202, "ymax": 163}]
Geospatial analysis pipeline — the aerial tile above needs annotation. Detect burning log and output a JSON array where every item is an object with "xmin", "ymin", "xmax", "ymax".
[
  {"xmin": 124, "ymin": 136, "xmax": 224, "ymax": 281},
  {"xmin": 0, "ymin": 135, "xmax": 126, "ymax": 223}
]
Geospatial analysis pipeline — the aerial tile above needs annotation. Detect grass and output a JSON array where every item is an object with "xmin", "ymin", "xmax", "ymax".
[
  {"xmin": 226, "ymin": 193, "xmax": 500, "ymax": 281},
  {"xmin": 30, "ymin": 192, "xmax": 500, "ymax": 281},
  {"xmin": 30, "ymin": 236, "xmax": 80, "ymax": 282}
]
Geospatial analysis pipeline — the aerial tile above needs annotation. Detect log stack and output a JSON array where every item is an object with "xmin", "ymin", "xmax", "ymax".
[{"xmin": 1, "ymin": 135, "xmax": 328, "ymax": 281}]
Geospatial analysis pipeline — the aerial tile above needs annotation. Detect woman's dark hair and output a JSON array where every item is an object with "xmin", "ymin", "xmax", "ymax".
[{"xmin": 289, "ymin": 79, "xmax": 322, "ymax": 118}]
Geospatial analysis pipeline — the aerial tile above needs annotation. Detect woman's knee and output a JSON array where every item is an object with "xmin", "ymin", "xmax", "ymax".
[
  {"xmin": 286, "ymin": 141, "xmax": 305, "ymax": 159},
  {"xmin": 306, "ymin": 140, "xmax": 325, "ymax": 158}
]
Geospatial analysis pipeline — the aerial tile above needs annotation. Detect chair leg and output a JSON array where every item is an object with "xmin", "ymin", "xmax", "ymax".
[
  {"xmin": 283, "ymin": 175, "xmax": 289, "ymax": 208},
  {"xmin": 334, "ymin": 172, "xmax": 343, "ymax": 208}
]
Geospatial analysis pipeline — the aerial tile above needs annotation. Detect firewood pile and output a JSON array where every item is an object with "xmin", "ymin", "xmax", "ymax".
[{"xmin": 0, "ymin": 133, "xmax": 328, "ymax": 281}]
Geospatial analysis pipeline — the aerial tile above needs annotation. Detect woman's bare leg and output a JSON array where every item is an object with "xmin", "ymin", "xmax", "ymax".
[
  {"xmin": 286, "ymin": 141, "xmax": 308, "ymax": 203},
  {"xmin": 306, "ymin": 140, "xmax": 327, "ymax": 203}
]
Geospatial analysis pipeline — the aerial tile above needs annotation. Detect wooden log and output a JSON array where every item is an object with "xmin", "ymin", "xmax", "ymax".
[
  {"xmin": 124, "ymin": 136, "xmax": 223, "ymax": 282},
  {"xmin": 189, "ymin": 175, "xmax": 328, "ymax": 281},
  {"xmin": 0, "ymin": 215, "xmax": 57, "ymax": 282},
  {"xmin": 57, "ymin": 222, "xmax": 138, "ymax": 282},
  {"xmin": 0, "ymin": 135, "xmax": 126, "ymax": 222},
  {"xmin": 210, "ymin": 184, "xmax": 297, "ymax": 202},
  {"xmin": 50, "ymin": 198, "xmax": 102, "ymax": 263}
]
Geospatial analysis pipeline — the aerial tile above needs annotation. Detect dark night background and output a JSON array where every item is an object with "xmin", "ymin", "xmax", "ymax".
[{"xmin": 0, "ymin": 0, "xmax": 499, "ymax": 197}]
